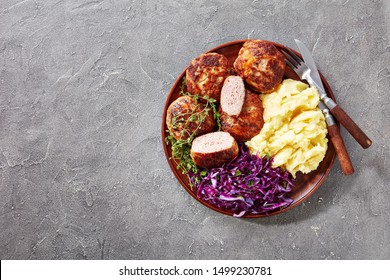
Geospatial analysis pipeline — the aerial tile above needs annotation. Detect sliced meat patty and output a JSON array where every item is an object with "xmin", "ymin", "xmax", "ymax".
[
  {"xmin": 186, "ymin": 53, "xmax": 229, "ymax": 102},
  {"xmin": 234, "ymin": 40, "xmax": 285, "ymax": 93},
  {"xmin": 191, "ymin": 131, "xmax": 239, "ymax": 169},
  {"xmin": 220, "ymin": 76, "xmax": 245, "ymax": 116},
  {"xmin": 220, "ymin": 90, "xmax": 264, "ymax": 143},
  {"xmin": 166, "ymin": 95, "xmax": 216, "ymax": 141}
]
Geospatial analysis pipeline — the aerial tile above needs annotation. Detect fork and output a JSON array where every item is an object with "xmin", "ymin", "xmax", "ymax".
[
  {"xmin": 281, "ymin": 48, "xmax": 372, "ymax": 150},
  {"xmin": 281, "ymin": 48, "xmax": 354, "ymax": 175}
]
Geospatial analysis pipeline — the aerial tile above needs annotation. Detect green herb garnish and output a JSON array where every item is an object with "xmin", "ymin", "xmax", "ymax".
[{"xmin": 165, "ymin": 77, "xmax": 221, "ymax": 179}]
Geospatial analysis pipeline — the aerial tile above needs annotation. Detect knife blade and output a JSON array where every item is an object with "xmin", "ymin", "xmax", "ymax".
[
  {"xmin": 294, "ymin": 39, "xmax": 372, "ymax": 149},
  {"xmin": 294, "ymin": 39, "xmax": 323, "ymax": 89}
]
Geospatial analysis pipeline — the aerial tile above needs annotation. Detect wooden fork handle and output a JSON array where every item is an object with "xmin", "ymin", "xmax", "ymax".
[
  {"xmin": 327, "ymin": 124, "xmax": 354, "ymax": 175},
  {"xmin": 330, "ymin": 105, "xmax": 372, "ymax": 149}
]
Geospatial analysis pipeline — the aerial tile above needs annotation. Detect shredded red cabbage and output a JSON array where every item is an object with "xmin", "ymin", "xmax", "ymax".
[{"xmin": 189, "ymin": 144, "xmax": 294, "ymax": 217}]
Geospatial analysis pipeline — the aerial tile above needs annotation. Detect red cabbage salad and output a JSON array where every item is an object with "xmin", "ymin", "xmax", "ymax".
[{"xmin": 189, "ymin": 144, "xmax": 294, "ymax": 217}]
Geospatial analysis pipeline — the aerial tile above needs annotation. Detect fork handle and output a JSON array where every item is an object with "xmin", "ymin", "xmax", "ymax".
[
  {"xmin": 327, "ymin": 124, "xmax": 354, "ymax": 175},
  {"xmin": 330, "ymin": 105, "xmax": 372, "ymax": 149}
]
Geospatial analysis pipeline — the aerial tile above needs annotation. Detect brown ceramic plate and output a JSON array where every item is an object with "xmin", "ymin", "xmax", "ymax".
[{"xmin": 162, "ymin": 40, "xmax": 336, "ymax": 218}]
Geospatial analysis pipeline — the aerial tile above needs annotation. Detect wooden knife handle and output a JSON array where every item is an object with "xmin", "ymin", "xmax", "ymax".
[
  {"xmin": 330, "ymin": 105, "xmax": 372, "ymax": 149},
  {"xmin": 327, "ymin": 124, "xmax": 354, "ymax": 175}
]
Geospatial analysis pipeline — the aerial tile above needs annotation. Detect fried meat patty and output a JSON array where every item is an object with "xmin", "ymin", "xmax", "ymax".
[
  {"xmin": 166, "ymin": 95, "xmax": 215, "ymax": 141},
  {"xmin": 220, "ymin": 90, "xmax": 264, "ymax": 143},
  {"xmin": 186, "ymin": 53, "xmax": 229, "ymax": 102},
  {"xmin": 234, "ymin": 40, "xmax": 285, "ymax": 93},
  {"xmin": 190, "ymin": 131, "xmax": 239, "ymax": 169}
]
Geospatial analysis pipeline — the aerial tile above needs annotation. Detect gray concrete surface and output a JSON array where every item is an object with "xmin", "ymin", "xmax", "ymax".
[{"xmin": 0, "ymin": 0, "xmax": 389, "ymax": 260}]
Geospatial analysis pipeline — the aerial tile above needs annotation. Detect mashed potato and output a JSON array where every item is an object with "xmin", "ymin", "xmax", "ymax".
[{"xmin": 246, "ymin": 79, "xmax": 328, "ymax": 177}]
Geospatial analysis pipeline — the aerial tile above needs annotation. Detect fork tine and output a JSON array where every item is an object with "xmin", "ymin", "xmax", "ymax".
[
  {"xmin": 284, "ymin": 47, "xmax": 303, "ymax": 63},
  {"xmin": 280, "ymin": 49, "xmax": 299, "ymax": 68},
  {"xmin": 284, "ymin": 59, "xmax": 296, "ymax": 70}
]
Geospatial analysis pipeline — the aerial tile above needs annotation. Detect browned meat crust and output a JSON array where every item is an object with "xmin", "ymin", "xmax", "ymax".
[
  {"xmin": 234, "ymin": 40, "xmax": 285, "ymax": 93},
  {"xmin": 220, "ymin": 90, "xmax": 264, "ymax": 142},
  {"xmin": 186, "ymin": 53, "xmax": 229, "ymax": 102},
  {"xmin": 166, "ymin": 95, "xmax": 216, "ymax": 141}
]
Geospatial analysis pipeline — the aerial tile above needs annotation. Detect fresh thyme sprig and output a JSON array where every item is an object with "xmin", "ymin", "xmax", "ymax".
[
  {"xmin": 179, "ymin": 77, "xmax": 221, "ymax": 131},
  {"xmin": 165, "ymin": 77, "xmax": 221, "ymax": 177}
]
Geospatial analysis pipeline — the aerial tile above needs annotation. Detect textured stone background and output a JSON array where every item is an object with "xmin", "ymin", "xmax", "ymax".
[{"xmin": 0, "ymin": 0, "xmax": 389, "ymax": 260}]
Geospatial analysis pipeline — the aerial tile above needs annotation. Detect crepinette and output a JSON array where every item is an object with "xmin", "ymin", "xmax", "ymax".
[{"xmin": 190, "ymin": 131, "xmax": 239, "ymax": 169}]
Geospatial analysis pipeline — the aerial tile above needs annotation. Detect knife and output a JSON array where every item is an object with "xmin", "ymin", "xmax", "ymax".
[
  {"xmin": 295, "ymin": 39, "xmax": 372, "ymax": 150},
  {"xmin": 294, "ymin": 39, "xmax": 354, "ymax": 175}
]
